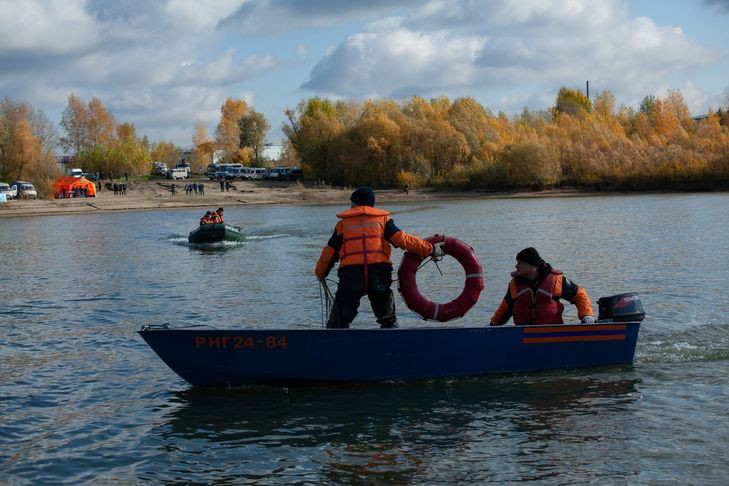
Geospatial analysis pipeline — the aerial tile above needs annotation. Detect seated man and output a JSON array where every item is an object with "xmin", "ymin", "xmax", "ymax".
[
  {"xmin": 490, "ymin": 247, "xmax": 594, "ymax": 326},
  {"xmin": 199, "ymin": 211, "xmax": 213, "ymax": 225},
  {"xmin": 211, "ymin": 207, "xmax": 224, "ymax": 224}
]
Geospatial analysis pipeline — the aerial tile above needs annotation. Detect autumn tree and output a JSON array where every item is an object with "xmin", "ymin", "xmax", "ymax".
[
  {"xmin": 150, "ymin": 141, "xmax": 182, "ymax": 168},
  {"xmin": 0, "ymin": 98, "xmax": 59, "ymax": 192},
  {"xmin": 191, "ymin": 121, "xmax": 214, "ymax": 173},
  {"xmin": 553, "ymin": 87, "xmax": 592, "ymax": 117},
  {"xmin": 239, "ymin": 109, "xmax": 270, "ymax": 164},
  {"xmin": 60, "ymin": 94, "xmax": 91, "ymax": 155},
  {"xmin": 215, "ymin": 98, "xmax": 248, "ymax": 163},
  {"xmin": 87, "ymin": 97, "xmax": 115, "ymax": 147},
  {"xmin": 60, "ymin": 95, "xmax": 116, "ymax": 155}
]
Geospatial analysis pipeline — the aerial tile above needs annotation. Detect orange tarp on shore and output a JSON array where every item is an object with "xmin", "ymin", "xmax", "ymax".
[{"xmin": 52, "ymin": 176, "xmax": 96, "ymax": 198}]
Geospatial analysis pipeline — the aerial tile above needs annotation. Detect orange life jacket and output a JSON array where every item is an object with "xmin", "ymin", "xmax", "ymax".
[
  {"xmin": 200, "ymin": 216, "xmax": 212, "ymax": 225},
  {"xmin": 335, "ymin": 206, "xmax": 392, "ymax": 267},
  {"xmin": 509, "ymin": 269, "xmax": 564, "ymax": 325},
  {"xmin": 211, "ymin": 212, "xmax": 223, "ymax": 224}
]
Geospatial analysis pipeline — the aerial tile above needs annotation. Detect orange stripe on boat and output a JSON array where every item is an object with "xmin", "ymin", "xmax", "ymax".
[
  {"xmin": 523, "ymin": 334, "xmax": 626, "ymax": 344},
  {"xmin": 522, "ymin": 324, "xmax": 626, "ymax": 334}
]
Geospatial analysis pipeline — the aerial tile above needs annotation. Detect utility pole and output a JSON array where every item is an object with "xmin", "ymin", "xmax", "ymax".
[{"xmin": 586, "ymin": 80, "xmax": 590, "ymax": 100}]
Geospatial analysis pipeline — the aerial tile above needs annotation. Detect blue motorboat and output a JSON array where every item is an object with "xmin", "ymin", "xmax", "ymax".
[{"xmin": 138, "ymin": 320, "xmax": 642, "ymax": 386}]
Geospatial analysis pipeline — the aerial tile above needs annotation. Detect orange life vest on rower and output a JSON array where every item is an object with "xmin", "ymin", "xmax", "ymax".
[
  {"xmin": 200, "ymin": 215, "xmax": 212, "ymax": 225},
  {"xmin": 211, "ymin": 211, "xmax": 223, "ymax": 224},
  {"xmin": 335, "ymin": 206, "xmax": 392, "ymax": 266},
  {"xmin": 509, "ymin": 269, "xmax": 565, "ymax": 324}
]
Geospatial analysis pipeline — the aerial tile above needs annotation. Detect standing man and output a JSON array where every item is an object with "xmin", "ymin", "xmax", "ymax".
[
  {"xmin": 315, "ymin": 186, "xmax": 444, "ymax": 329},
  {"xmin": 490, "ymin": 247, "xmax": 594, "ymax": 326}
]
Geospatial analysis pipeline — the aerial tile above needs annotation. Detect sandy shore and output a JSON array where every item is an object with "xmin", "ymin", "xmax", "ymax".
[{"xmin": 0, "ymin": 176, "xmax": 595, "ymax": 218}]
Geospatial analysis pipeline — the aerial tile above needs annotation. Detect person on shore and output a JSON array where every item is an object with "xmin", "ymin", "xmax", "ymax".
[
  {"xmin": 219, "ymin": 179, "xmax": 224, "ymax": 192},
  {"xmin": 315, "ymin": 186, "xmax": 444, "ymax": 329},
  {"xmin": 170, "ymin": 183, "xmax": 176, "ymax": 196},
  {"xmin": 211, "ymin": 207, "xmax": 224, "ymax": 223},
  {"xmin": 199, "ymin": 183, "xmax": 205, "ymax": 195},
  {"xmin": 490, "ymin": 247, "xmax": 594, "ymax": 326},
  {"xmin": 199, "ymin": 211, "xmax": 213, "ymax": 225}
]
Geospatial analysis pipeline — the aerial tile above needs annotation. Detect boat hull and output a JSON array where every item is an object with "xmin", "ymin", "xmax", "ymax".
[
  {"xmin": 138, "ymin": 322, "xmax": 641, "ymax": 386},
  {"xmin": 188, "ymin": 223, "xmax": 244, "ymax": 243}
]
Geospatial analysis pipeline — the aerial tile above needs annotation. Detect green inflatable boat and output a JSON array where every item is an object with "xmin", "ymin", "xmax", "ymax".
[{"xmin": 188, "ymin": 223, "xmax": 244, "ymax": 244}]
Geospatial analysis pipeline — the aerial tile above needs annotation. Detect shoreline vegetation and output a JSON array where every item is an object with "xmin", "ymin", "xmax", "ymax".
[
  {"xmin": 2, "ymin": 88, "xmax": 729, "ymax": 211},
  {"xmin": 2, "ymin": 177, "xmax": 726, "ymax": 219}
]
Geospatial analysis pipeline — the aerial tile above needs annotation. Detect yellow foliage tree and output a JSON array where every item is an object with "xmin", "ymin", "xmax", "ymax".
[{"xmin": 215, "ymin": 98, "xmax": 248, "ymax": 162}]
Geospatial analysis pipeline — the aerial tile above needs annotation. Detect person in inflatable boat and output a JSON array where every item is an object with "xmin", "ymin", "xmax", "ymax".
[
  {"xmin": 315, "ymin": 186, "xmax": 444, "ymax": 329},
  {"xmin": 490, "ymin": 247, "xmax": 594, "ymax": 326}
]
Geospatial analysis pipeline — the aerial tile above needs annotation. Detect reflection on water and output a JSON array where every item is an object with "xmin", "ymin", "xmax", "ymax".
[{"xmin": 143, "ymin": 373, "xmax": 640, "ymax": 484}]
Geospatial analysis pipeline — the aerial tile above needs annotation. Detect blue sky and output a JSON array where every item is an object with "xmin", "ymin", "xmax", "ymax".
[{"xmin": 1, "ymin": 0, "xmax": 728, "ymax": 148}]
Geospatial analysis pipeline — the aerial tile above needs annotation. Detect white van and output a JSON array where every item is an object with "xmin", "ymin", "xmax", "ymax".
[
  {"xmin": 246, "ymin": 168, "xmax": 266, "ymax": 180},
  {"xmin": 167, "ymin": 168, "xmax": 187, "ymax": 180},
  {"xmin": 0, "ymin": 182, "xmax": 14, "ymax": 199},
  {"xmin": 69, "ymin": 168, "xmax": 83, "ymax": 178},
  {"xmin": 10, "ymin": 181, "xmax": 37, "ymax": 199}
]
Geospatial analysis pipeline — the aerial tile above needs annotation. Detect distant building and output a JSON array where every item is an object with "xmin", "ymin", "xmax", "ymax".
[{"xmin": 261, "ymin": 144, "xmax": 283, "ymax": 161}]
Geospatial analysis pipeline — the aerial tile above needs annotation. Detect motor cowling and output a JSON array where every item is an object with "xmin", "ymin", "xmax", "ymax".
[{"xmin": 597, "ymin": 292, "xmax": 645, "ymax": 322}]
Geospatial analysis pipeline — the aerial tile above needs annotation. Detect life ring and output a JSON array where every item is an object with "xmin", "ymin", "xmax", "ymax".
[{"xmin": 397, "ymin": 235, "xmax": 484, "ymax": 322}]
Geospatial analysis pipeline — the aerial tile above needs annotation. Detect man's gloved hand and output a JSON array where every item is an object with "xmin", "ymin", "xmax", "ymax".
[
  {"xmin": 431, "ymin": 242, "xmax": 446, "ymax": 259},
  {"xmin": 581, "ymin": 315, "xmax": 595, "ymax": 324}
]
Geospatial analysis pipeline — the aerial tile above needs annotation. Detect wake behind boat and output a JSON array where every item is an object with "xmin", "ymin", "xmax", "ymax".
[{"xmin": 188, "ymin": 223, "xmax": 244, "ymax": 244}]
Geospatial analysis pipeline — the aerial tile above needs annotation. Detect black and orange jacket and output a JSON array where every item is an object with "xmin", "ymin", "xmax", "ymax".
[
  {"xmin": 211, "ymin": 211, "xmax": 223, "ymax": 224},
  {"xmin": 490, "ymin": 263, "xmax": 593, "ymax": 326},
  {"xmin": 315, "ymin": 206, "xmax": 433, "ymax": 280}
]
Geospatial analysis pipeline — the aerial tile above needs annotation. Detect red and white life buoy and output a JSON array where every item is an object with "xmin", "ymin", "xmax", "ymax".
[{"xmin": 397, "ymin": 235, "xmax": 484, "ymax": 322}]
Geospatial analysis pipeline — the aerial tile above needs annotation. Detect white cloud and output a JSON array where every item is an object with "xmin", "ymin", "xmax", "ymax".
[
  {"xmin": 0, "ymin": 0, "xmax": 725, "ymax": 146},
  {"xmin": 0, "ymin": 0, "xmax": 100, "ymax": 55},
  {"xmin": 303, "ymin": 0, "xmax": 719, "ymax": 114},
  {"xmin": 303, "ymin": 18, "xmax": 485, "ymax": 98}
]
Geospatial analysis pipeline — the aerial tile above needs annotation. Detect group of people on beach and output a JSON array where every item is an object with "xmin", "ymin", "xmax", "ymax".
[
  {"xmin": 185, "ymin": 182, "xmax": 205, "ymax": 195},
  {"xmin": 315, "ymin": 187, "xmax": 594, "ymax": 329},
  {"xmin": 199, "ymin": 207, "xmax": 224, "ymax": 225}
]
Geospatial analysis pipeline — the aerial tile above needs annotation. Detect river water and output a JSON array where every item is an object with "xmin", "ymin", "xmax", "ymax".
[{"xmin": 2, "ymin": 193, "xmax": 728, "ymax": 484}]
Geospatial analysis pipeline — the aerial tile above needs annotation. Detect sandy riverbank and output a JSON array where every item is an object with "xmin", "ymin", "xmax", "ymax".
[{"xmin": 0, "ymin": 177, "xmax": 594, "ymax": 218}]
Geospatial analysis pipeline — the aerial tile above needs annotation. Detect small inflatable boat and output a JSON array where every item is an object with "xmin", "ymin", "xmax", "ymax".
[{"xmin": 188, "ymin": 223, "xmax": 244, "ymax": 244}]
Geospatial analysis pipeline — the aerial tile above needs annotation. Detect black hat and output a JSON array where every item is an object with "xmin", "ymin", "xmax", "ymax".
[
  {"xmin": 205, "ymin": 211, "xmax": 211, "ymax": 215},
  {"xmin": 516, "ymin": 247, "xmax": 542, "ymax": 267},
  {"xmin": 350, "ymin": 186, "xmax": 375, "ymax": 207},
  {"xmin": 217, "ymin": 207, "xmax": 224, "ymax": 212}
]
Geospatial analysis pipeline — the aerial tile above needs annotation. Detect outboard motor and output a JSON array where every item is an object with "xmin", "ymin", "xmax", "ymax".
[{"xmin": 597, "ymin": 292, "xmax": 645, "ymax": 322}]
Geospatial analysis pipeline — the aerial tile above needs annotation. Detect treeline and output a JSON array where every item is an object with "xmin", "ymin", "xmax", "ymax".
[
  {"xmin": 0, "ymin": 94, "xmax": 274, "ymax": 197},
  {"xmin": 3, "ymin": 88, "xmax": 729, "ymax": 197},
  {"xmin": 284, "ymin": 89, "xmax": 729, "ymax": 190}
]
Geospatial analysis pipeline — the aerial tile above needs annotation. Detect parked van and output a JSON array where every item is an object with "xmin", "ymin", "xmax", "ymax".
[
  {"xmin": 0, "ymin": 182, "xmax": 15, "ymax": 199},
  {"xmin": 68, "ymin": 168, "xmax": 83, "ymax": 178},
  {"xmin": 214, "ymin": 163, "xmax": 242, "ymax": 180},
  {"xmin": 166, "ymin": 168, "xmax": 187, "ymax": 180},
  {"xmin": 206, "ymin": 164, "xmax": 218, "ymax": 179},
  {"xmin": 246, "ymin": 168, "xmax": 266, "ymax": 180},
  {"xmin": 152, "ymin": 162, "xmax": 168, "ymax": 176},
  {"xmin": 11, "ymin": 181, "xmax": 38, "ymax": 199}
]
